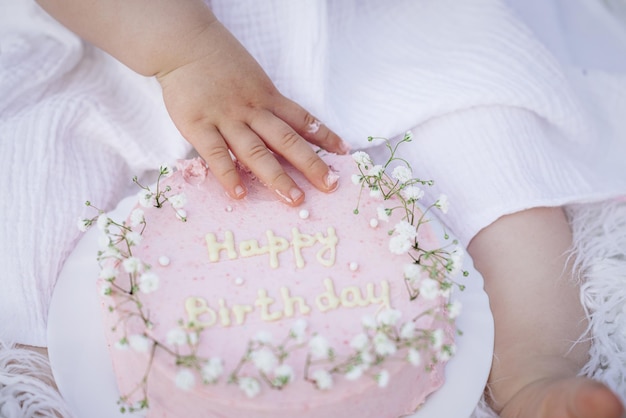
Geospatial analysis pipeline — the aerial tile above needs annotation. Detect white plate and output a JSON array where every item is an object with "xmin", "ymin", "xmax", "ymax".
[{"xmin": 48, "ymin": 196, "xmax": 494, "ymax": 418}]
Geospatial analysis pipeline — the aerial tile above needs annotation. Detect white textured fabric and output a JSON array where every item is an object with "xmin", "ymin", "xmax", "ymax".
[{"xmin": 1, "ymin": 0, "xmax": 626, "ymax": 416}]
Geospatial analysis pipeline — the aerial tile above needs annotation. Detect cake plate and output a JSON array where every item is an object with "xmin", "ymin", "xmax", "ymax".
[{"xmin": 48, "ymin": 196, "xmax": 494, "ymax": 418}]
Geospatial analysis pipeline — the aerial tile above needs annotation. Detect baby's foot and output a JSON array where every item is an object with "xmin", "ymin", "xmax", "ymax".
[{"xmin": 500, "ymin": 377, "xmax": 623, "ymax": 418}]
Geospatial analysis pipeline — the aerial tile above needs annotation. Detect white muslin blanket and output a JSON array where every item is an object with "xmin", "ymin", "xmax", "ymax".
[{"xmin": 0, "ymin": 0, "xmax": 625, "ymax": 417}]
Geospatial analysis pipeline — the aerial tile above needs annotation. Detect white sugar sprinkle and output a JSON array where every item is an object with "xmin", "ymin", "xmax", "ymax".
[
  {"xmin": 234, "ymin": 277, "xmax": 245, "ymax": 286},
  {"xmin": 158, "ymin": 256, "xmax": 170, "ymax": 266},
  {"xmin": 369, "ymin": 218, "xmax": 379, "ymax": 228},
  {"xmin": 349, "ymin": 262, "xmax": 359, "ymax": 271},
  {"xmin": 299, "ymin": 209, "xmax": 310, "ymax": 220},
  {"xmin": 225, "ymin": 205, "xmax": 233, "ymax": 212}
]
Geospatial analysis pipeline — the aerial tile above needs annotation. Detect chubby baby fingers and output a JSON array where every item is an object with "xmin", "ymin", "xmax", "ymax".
[
  {"xmin": 190, "ymin": 127, "xmax": 246, "ymax": 200},
  {"xmin": 273, "ymin": 98, "xmax": 349, "ymax": 155}
]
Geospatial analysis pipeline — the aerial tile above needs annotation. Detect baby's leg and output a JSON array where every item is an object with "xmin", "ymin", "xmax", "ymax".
[{"xmin": 467, "ymin": 207, "xmax": 624, "ymax": 418}]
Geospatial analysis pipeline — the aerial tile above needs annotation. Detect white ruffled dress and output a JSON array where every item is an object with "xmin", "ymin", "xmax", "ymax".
[{"xmin": 1, "ymin": 0, "xmax": 625, "ymax": 416}]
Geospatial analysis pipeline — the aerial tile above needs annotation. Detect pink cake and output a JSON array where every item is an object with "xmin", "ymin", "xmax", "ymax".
[{"xmin": 91, "ymin": 148, "xmax": 462, "ymax": 418}]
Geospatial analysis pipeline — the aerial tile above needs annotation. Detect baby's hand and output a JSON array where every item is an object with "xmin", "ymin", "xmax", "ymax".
[{"xmin": 156, "ymin": 19, "xmax": 348, "ymax": 206}]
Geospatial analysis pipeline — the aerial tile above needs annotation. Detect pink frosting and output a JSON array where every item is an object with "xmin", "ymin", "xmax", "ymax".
[{"xmin": 99, "ymin": 153, "xmax": 455, "ymax": 418}]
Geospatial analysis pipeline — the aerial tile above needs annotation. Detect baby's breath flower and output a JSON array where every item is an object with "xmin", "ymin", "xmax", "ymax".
[
  {"xmin": 367, "ymin": 164, "xmax": 384, "ymax": 178},
  {"xmin": 308, "ymin": 335, "xmax": 331, "ymax": 360},
  {"xmin": 129, "ymin": 208, "xmax": 145, "ymax": 227},
  {"xmin": 100, "ymin": 282, "xmax": 112, "ymax": 296},
  {"xmin": 438, "ymin": 344, "xmax": 456, "ymax": 362},
  {"xmin": 273, "ymin": 364, "xmax": 294, "ymax": 387},
  {"xmin": 99, "ymin": 266, "xmax": 118, "ymax": 281},
  {"xmin": 400, "ymin": 322, "xmax": 415, "ymax": 340},
  {"xmin": 166, "ymin": 327, "xmax": 187, "ymax": 346},
  {"xmin": 312, "ymin": 369, "xmax": 333, "ymax": 390},
  {"xmin": 125, "ymin": 231, "xmax": 143, "ymax": 246},
  {"xmin": 251, "ymin": 348, "xmax": 278, "ymax": 374},
  {"xmin": 159, "ymin": 163, "xmax": 173, "ymax": 177},
  {"xmin": 376, "ymin": 205, "xmax": 390, "ymax": 222},
  {"xmin": 376, "ymin": 369, "xmax": 390, "ymax": 388},
  {"xmin": 447, "ymin": 300, "xmax": 463, "ymax": 319},
  {"xmin": 169, "ymin": 193, "xmax": 187, "ymax": 209},
  {"xmin": 128, "ymin": 334, "xmax": 152, "ymax": 352},
  {"xmin": 352, "ymin": 151, "xmax": 373, "ymax": 167},
  {"xmin": 290, "ymin": 319, "xmax": 308, "ymax": 344},
  {"xmin": 448, "ymin": 247, "xmax": 465, "ymax": 277},
  {"xmin": 137, "ymin": 190, "xmax": 154, "ymax": 208},
  {"xmin": 351, "ymin": 174, "xmax": 363, "ymax": 185},
  {"xmin": 403, "ymin": 263, "xmax": 420, "ymax": 283},
  {"xmin": 435, "ymin": 194, "xmax": 449, "ymax": 214},
  {"xmin": 394, "ymin": 220, "xmax": 417, "ymax": 241},
  {"xmin": 114, "ymin": 338, "xmax": 129, "ymax": 350},
  {"xmin": 201, "ymin": 357, "xmax": 223, "ymax": 383},
  {"xmin": 361, "ymin": 315, "xmax": 377, "ymax": 330},
  {"xmin": 122, "ymin": 256, "xmax": 142, "ymax": 274},
  {"xmin": 431, "ymin": 329, "xmax": 445, "ymax": 350},
  {"xmin": 391, "ymin": 166, "xmax": 412, "ymax": 184},
  {"xmin": 369, "ymin": 186, "xmax": 383, "ymax": 199},
  {"xmin": 400, "ymin": 185, "xmax": 424, "ymax": 202},
  {"xmin": 239, "ymin": 377, "xmax": 261, "ymax": 398},
  {"xmin": 350, "ymin": 333, "xmax": 369, "ymax": 351},
  {"xmin": 77, "ymin": 217, "xmax": 91, "ymax": 232},
  {"xmin": 389, "ymin": 235, "xmax": 412, "ymax": 255},
  {"xmin": 419, "ymin": 278, "xmax": 440, "ymax": 300},
  {"xmin": 408, "ymin": 348, "xmax": 421, "ymax": 366},
  {"xmin": 175, "ymin": 369, "xmax": 195, "ymax": 391},
  {"xmin": 377, "ymin": 309, "xmax": 402, "ymax": 327},
  {"xmin": 373, "ymin": 332, "xmax": 397, "ymax": 357},
  {"xmin": 139, "ymin": 272, "xmax": 160, "ymax": 293},
  {"xmin": 345, "ymin": 365, "xmax": 364, "ymax": 381},
  {"xmin": 96, "ymin": 214, "xmax": 109, "ymax": 231}
]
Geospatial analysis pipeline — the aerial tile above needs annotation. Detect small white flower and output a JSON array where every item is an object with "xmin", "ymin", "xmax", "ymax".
[
  {"xmin": 373, "ymin": 332, "xmax": 397, "ymax": 356},
  {"xmin": 448, "ymin": 247, "xmax": 464, "ymax": 277},
  {"xmin": 401, "ymin": 185, "xmax": 424, "ymax": 202},
  {"xmin": 376, "ymin": 369, "xmax": 390, "ymax": 388},
  {"xmin": 114, "ymin": 338, "xmax": 129, "ymax": 350},
  {"xmin": 290, "ymin": 319, "xmax": 308, "ymax": 344},
  {"xmin": 432, "ymin": 329, "xmax": 445, "ymax": 349},
  {"xmin": 128, "ymin": 334, "xmax": 152, "ymax": 352},
  {"xmin": 447, "ymin": 300, "xmax": 463, "ymax": 319},
  {"xmin": 175, "ymin": 369, "xmax": 195, "ymax": 391},
  {"xmin": 351, "ymin": 174, "xmax": 363, "ymax": 185},
  {"xmin": 435, "ymin": 194, "xmax": 449, "ymax": 214},
  {"xmin": 350, "ymin": 333, "xmax": 370, "ymax": 351},
  {"xmin": 166, "ymin": 328, "xmax": 187, "ymax": 346},
  {"xmin": 389, "ymin": 235, "xmax": 412, "ymax": 255},
  {"xmin": 404, "ymin": 130, "xmax": 414, "ymax": 141},
  {"xmin": 394, "ymin": 220, "xmax": 417, "ymax": 240},
  {"xmin": 408, "ymin": 348, "xmax": 421, "ymax": 366},
  {"xmin": 376, "ymin": 205, "xmax": 390, "ymax": 222},
  {"xmin": 100, "ymin": 282, "xmax": 112, "ymax": 296},
  {"xmin": 96, "ymin": 214, "xmax": 109, "ymax": 231},
  {"xmin": 201, "ymin": 357, "xmax": 223, "ymax": 383},
  {"xmin": 77, "ymin": 217, "xmax": 91, "ymax": 232},
  {"xmin": 176, "ymin": 209, "xmax": 187, "ymax": 221},
  {"xmin": 369, "ymin": 187, "xmax": 383, "ymax": 199},
  {"xmin": 400, "ymin": 322, "xmax": 415, "ymax": 340},
  {"xmin": 122, "ymin": 256, "xmax": 142, "ymax": 274},
  {"xmin": 312, "ymin": 369, "xmax": 333, "ymax": 390},
  {"xmin": 139, "ymin": 272, "xmax": 160, "ymax": 293},
  {"xmin": 254, "ymin": 330, "xmax": 273, "ymax": 345},
  {"xmin": 239, "ymin": 377, "xmax": 261, "ymax": 398},
  {"xmin": 352, "ymin": 151, "xmax": 373, "ymax": 167},
  {"xmin": 169, "ymin": 193, "xmax": 187, "ymax": 209},
  {"xmin": 403, "ymin": 263, "xmax": 420, "ymax": 283},
  {"xmin": 438, "ymin": 345, "xmax": 455, "ymax": 362},
  {"xmin": 419, "ymin": 278, "xmax": 440, "ymax": 300},
  {"xmin": 377, "ymin": 309, "xmax": 402, "ymax": 327},
  {"xmin": 308, "ymin": 335, "xmax": 331, "ymax": 360},
  {"xmin": 359, "ymin": 350, "xmax": 374, "ymax": 367},
  {"xmin": 160, "ymin": 163, "xmax": 173, "ymax": 177},
  {"xmin": 99, "ymin": 266, "xmax": 118, "ymax": 281},
  {"xmin": 100, "ymin": 245, "xmax": 121, "ymax": 259},
  {"xmin": 251, "ymin": 348, "xmax": 278, "ymax": 374},
  {"xmin": 125, "ymin": 231, "xmax": 142, "ymax": 246},
  {"xmin": 273, "ymin": 364, "xmax": 295, "ymax": 386},
  {"xmin": 345, "ymin": 365, "xmax": 364, "ymax": 381},
  {"xmin": 367, "ymin": 164, "xmax": 384, "ymax": 177},
  {"xmin": 137, "ymin": 190, "xmax": 154, "ymax": 208},
  {"xmin": 391, "ymin": 166, "xmax": 412, "ymax": 184},
  {"xmin": 362, "ymin": 315, "xmax": 377, "ymax": 330},
  {"xmin": 129, "ymin": 208, "xmax": 145, "ymax": 227},
  {"xmin": 188, "ymin": 331, "xmax": 199, "ymax": 346}
]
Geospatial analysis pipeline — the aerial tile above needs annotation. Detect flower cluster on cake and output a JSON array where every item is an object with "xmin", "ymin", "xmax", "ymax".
[{"xmin": 79, "ymin": 134, "xmax": 466, "ymax": 418}]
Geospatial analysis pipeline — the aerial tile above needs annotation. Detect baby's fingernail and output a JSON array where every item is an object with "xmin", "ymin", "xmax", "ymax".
[
  {"xmin": 234, "ymin": 185, "xmax": 246, "ymax": 198},
  {"xmin": 289, "ymin": 187, "xmax": 304, "ymax": 203},
  {"xmin": 325, "ymin": 170, "xmax": 339, "ymax": 191}
]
